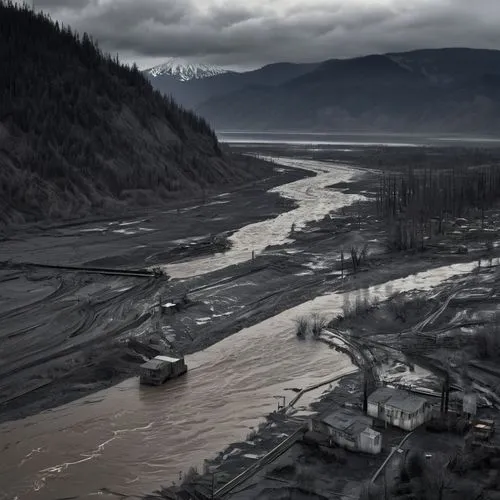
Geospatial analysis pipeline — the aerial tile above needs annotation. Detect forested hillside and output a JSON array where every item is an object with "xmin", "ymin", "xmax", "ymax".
[{"xmin": 0, "ymin": 1, "xmax": 266, "ymax": 228}]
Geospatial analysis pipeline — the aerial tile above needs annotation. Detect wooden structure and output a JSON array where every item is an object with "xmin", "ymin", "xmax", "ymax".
[
  {"xmin": 367, "ymin": 387, "xmax": 431, "ymax": 431},
  {"xmin": 309, "ymin": 408, "xmax": 382, "ymax": 454},
  {"xmin": 471, "ymin": 418, "xmax": 495, "ymax": 443}
]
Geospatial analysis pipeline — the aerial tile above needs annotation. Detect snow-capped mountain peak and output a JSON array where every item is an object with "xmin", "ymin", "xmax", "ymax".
[{"xmin": 146, "ymin": 59, "xmax": 232, "ymax": 81}]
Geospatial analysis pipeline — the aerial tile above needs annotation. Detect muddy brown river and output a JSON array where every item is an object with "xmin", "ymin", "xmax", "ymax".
[{"xmin": 0, "ymin": 155, "xmax": 484, "ymax": 500}]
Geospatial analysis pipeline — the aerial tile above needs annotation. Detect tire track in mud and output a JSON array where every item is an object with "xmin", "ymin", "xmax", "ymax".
[
  {"xmin": 0, "ymin": 274, "xmax": 159, "ymax": 408},
  {"xmin": 0, "ymin": 276, "xmax": 66, "ymax": 321}
]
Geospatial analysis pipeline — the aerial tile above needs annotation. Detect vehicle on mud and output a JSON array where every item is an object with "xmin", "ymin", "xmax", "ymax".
[{"xmin": 139, "ymin": 355, "xmax": 187, "ymax": 385}]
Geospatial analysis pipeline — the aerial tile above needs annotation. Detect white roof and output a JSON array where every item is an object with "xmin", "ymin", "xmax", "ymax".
[{"xmin": 155, "ymin": 355, "xmax": 181, "ymax": 363}]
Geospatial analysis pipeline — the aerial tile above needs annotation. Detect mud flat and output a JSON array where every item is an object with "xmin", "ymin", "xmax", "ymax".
[
  {"xmin": 165, "ymin": 260, "xmax": 500, "ymax": 500},
  {"xmin": 0, "ymin": 155, "xmax": 367, "ymax": 500},
  {"xmin": 2, "ymin": 143, "xmax": 500, "ymax": 500}
]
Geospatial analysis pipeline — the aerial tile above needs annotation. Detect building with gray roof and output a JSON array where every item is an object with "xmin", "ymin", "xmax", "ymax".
[
  {"xmin": 367, "ymin": 386, "xmax": 431, "ymax": 431},
  {"xmin": 309, "ymin": 408, "xmax": 381, "ymax": 454}
]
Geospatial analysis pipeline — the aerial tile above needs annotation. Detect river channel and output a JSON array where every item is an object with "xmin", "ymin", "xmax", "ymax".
[{"xmin": 0, "ymin": 157, "xmax": 482, "ymax": 500}]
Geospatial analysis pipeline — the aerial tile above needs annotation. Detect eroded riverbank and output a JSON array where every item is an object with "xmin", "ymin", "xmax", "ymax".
[
  {"xmin": 3, "ymin": 144, "xmax": 500, "ymax": 500},
  {"xmin": 0, "ymin": 156, "xmax": 367, "ymax": 500},
  {"xmin": 1, "ymin": 259, "xmax": 490, "ymax": 500}
]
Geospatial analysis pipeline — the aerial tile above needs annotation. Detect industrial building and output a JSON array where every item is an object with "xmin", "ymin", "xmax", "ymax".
[
  {"xmin": 309, "ymin": 408, "xmax": 382, "ymax": 454},
  {"xmin": 139, "ymin": 355, "xmax": 187, "ymax": 385},
  {"xmin": 367, "ymin": 387, "xmax": 431, "ymax": 431}
]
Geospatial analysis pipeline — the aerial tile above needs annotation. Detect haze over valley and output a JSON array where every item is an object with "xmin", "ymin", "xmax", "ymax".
[{"xmin": 145, "ymin": 49, "xmax": 500, "ymax": 134}]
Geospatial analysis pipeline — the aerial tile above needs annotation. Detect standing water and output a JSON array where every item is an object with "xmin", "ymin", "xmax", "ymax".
[
  {"xmin": 166, "ymin": 157, "xmax": 363, "ymax": 278},
  {"xmin": 0, "ymin": 155, "xmax": 487, "ymax": 500},
  {"xmin": 0, "ymin": 260, "xmax": 481, "ymax": 500}
]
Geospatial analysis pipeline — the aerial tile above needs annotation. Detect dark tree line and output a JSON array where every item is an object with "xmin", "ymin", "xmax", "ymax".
[
  {"xmin": 376, "ymin": 164, "xmax": 500, "ymax": 250},
  {"xmin": 0, "ymin": 1, "xmax": 240, "ymax": 226}
]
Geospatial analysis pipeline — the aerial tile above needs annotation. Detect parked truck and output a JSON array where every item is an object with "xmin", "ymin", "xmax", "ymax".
[{"xmin": 139, "ymin": 355, "xmax": 187, "ymax": 385}]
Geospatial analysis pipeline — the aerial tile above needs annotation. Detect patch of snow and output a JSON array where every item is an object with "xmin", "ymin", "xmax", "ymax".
[{"xmin": 146, "ymin": 59, "xmax": 232, "ymax": 81}]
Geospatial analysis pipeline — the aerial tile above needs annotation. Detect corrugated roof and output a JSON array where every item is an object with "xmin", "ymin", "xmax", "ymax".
[
  {"xmin": 368, "ymin": 387, "xmax": 427, "ymax": 413},
  {"xmin": 320, "ymin": 408, "xmax": 372, "ymax": 437}
]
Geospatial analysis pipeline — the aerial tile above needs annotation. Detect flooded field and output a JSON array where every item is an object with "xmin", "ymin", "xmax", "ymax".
[
  {"xmin": 0, "ymin": 151, "xmax": 489, "ymax": 500},
  {"xmin": 0, "ymin": 260, "xmax": 481, "ymax": 500}
]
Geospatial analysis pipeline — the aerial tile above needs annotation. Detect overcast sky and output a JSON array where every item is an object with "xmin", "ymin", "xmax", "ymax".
[{"xmin": 33, "ymin": 0, "xmax": 500, "ymax": 70}]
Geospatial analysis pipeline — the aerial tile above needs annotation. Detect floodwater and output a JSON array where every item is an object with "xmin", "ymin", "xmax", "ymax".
[
  {"xmin": 218, "ymin": 131, "xmax": 500, "ymax": 148},
  {"xmin": 0, "ymin": 259, "xmax": 481, "ymax": 500},
  {"xmin": 166, "ymin": 157, "xmax": 362, "ymax": 279},
  {"xmin": 0, "ymin": 308, "xmax": 354, "ymax": 500},
  {"xmin": 0, "ymin": 153, "xmax": 485, "ymax": 500}
]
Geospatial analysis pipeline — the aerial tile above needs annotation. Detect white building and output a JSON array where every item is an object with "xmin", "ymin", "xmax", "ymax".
[
  {"xmin": 367, "ymin": 387, "xmax": 431, "ymax": 431},
  {"xmin": 309, "ymin": 408, "xmax": 382, "ymax": 454}
]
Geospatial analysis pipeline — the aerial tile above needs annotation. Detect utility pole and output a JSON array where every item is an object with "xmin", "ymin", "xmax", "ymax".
[
  {"xmin": 340, "ymin": 248, "xmax": 344, "ymax": 279},
  {"xmin": 274, "ymin": 395, "xmax": 286, "ymax": 411},
  {"xmin": 363, "ymin": 370, "xmax": 368, "ymax": 414}
]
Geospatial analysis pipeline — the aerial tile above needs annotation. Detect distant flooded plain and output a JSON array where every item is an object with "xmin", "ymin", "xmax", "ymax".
[
  {"xmin": 218, "ymin": 130, "xmax": 500, "ymax": 148},
  {"xmin": 0, "ymin": 150, "xmax": 487, "ymax": 500}
]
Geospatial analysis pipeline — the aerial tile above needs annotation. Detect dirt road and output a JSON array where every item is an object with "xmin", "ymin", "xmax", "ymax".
[{"xmin": 0, "ymin": 150, "xmax": 491, "ymax": 500}]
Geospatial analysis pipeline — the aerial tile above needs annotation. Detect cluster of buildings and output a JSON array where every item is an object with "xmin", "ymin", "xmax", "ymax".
[{"xmin": 308, "ymin": 386, "xmax": 432, "ymax": 455}]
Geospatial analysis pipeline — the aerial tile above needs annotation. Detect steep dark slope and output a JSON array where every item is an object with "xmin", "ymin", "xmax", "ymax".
[
  {"xmin": 387, "ymin": 48, "xmax": 500, "ymax": 84},
  {"xmin": 196, "ymin": 49, "xmax": 500, "ymax": 133},
  {"xmin": 0, "ymin": 2, "xmax": 269, "ymax": 228},
  {"xmin": 147, "ymin": 62, "xmax": 319, "ymax": 110}
]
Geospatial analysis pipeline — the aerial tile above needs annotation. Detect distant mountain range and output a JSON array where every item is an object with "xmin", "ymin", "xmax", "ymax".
[
  {"xmin": 145, "ymin": 48, "xmax": 500, "ymax": 134},
  {"xmin": 144, "ymin": 61, "xmax": 319, "ymax": 110}
]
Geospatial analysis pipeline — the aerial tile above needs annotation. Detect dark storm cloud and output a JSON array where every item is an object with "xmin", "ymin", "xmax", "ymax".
[
  {"xmin": 34, "ymin": 0, "xmax": 93, "ymax": 8},
  {"xmin": 34, "ymin": 0, "xmax": 500, "ymax": 69}
]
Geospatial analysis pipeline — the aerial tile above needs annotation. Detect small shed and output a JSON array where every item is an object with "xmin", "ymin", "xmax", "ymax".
[
  {"xmin": 367, "ymin": 387, "xmax": 431, "ymax": 431},
  {"xmin": 309, "ymin": 408, "xmax": 382, "ymax": 454},
  {"xmin": 140, "ymin": 355, "xmax": 187, "ymax": 385}
]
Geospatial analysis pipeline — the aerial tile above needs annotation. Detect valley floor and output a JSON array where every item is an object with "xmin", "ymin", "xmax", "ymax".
[{"xmin": 2, "ymin": 144, "xmax": 500, "ymax": 500}]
